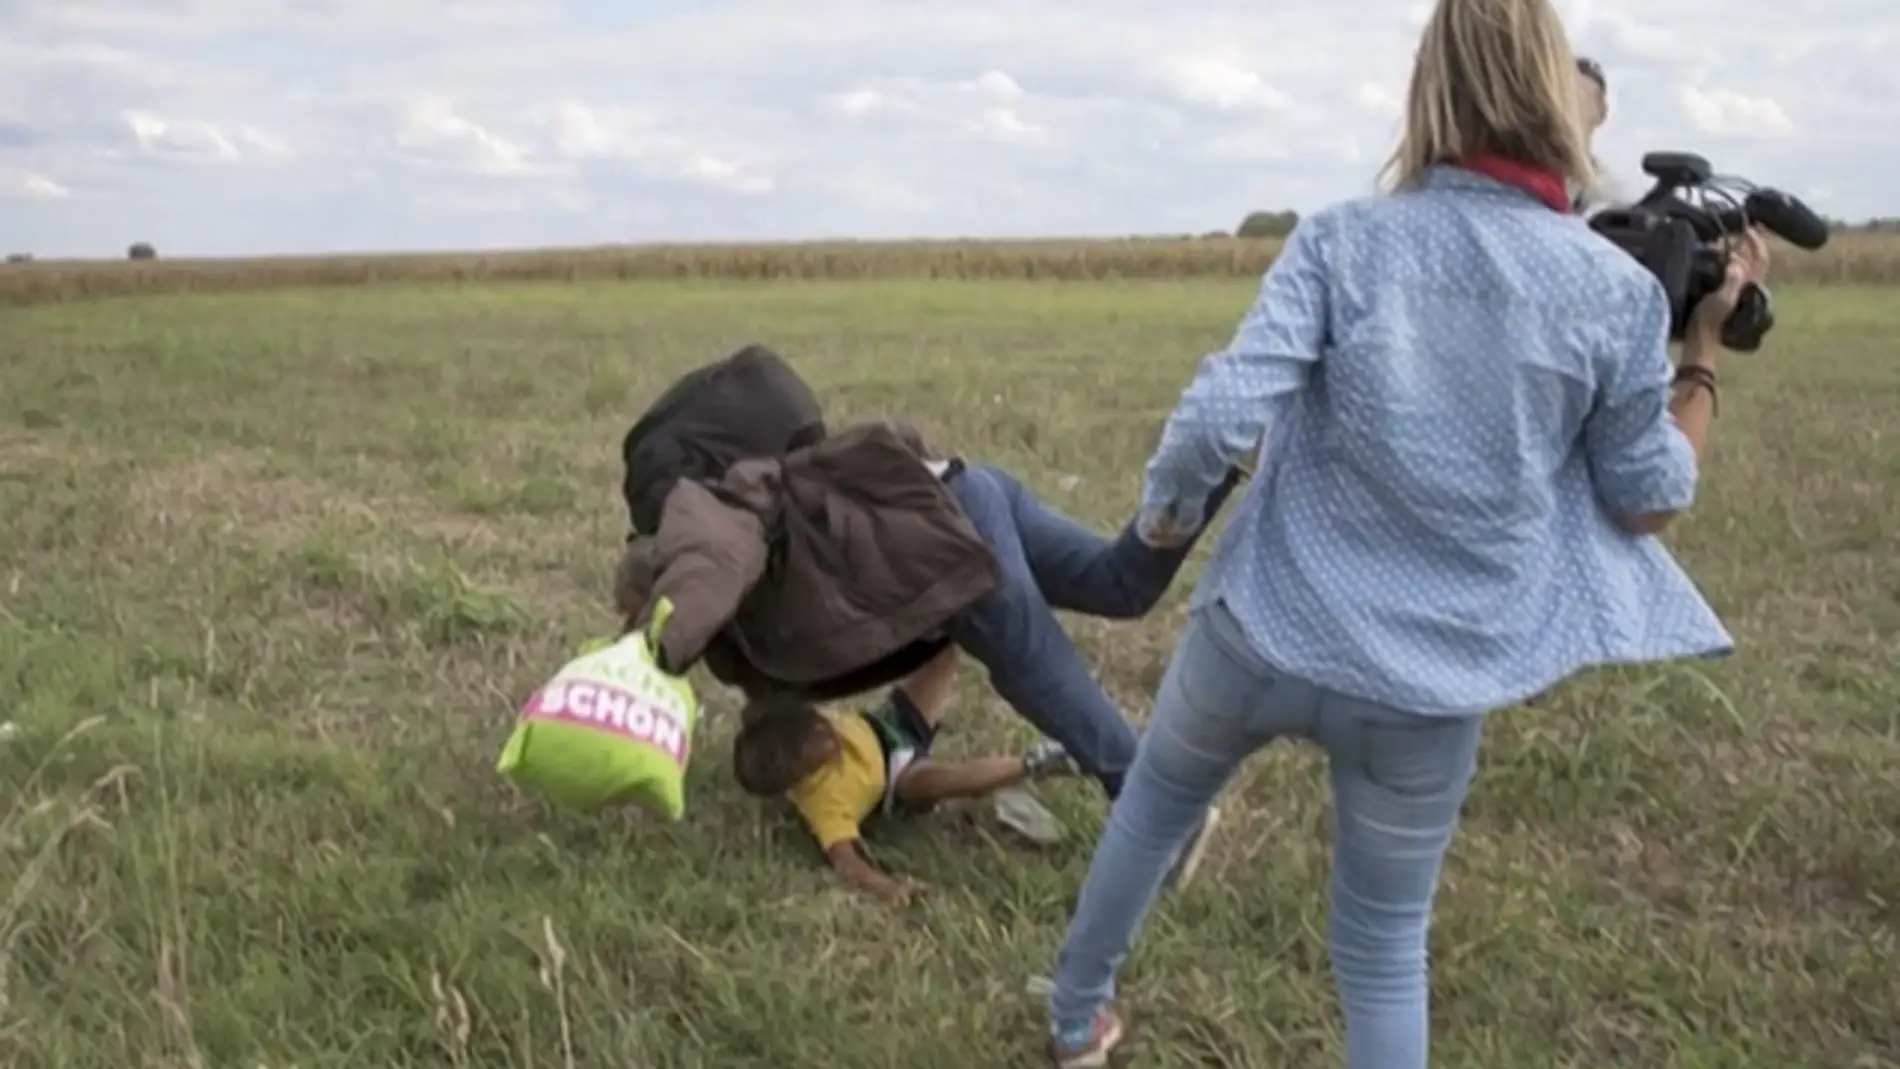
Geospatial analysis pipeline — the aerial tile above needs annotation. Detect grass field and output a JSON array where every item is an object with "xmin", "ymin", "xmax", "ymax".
[{"xmin": 2, "ymin": 276, "xmax": 1897, "ymax": 1068}]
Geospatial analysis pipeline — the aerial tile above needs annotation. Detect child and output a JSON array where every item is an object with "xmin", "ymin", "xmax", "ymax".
[{"xmin": 732, "ymin": 646, "xmax": 1076, "ymax": 905}]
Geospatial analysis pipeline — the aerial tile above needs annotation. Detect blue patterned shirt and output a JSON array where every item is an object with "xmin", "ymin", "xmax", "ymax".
[{"xmin": 1140, "ymin": 165, "xmax": 1733, "ymax": 716}]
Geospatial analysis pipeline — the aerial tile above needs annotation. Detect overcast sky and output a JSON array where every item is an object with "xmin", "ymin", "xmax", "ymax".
[{"xmin": 1, "ymin": 0, "xmax": 1891, "ymax": 257}]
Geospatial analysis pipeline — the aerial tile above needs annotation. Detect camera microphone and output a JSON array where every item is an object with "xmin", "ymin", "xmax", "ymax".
[
  {"xmin": 1591, "ymin": 149, "xmax": 1828, "ymax": 350},
  {"xmin": 1739, "ymin": 189, "xmax": 1830, "ymax": 251}
]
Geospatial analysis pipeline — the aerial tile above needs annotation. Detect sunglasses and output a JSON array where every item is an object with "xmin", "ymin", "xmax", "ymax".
[{"xmin": 1576, "ymin": 57, "xmax": 1606, "ymax": 89}]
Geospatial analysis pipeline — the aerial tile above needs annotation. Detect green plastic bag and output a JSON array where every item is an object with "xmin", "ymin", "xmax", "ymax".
[{"xmin": 495, "ymin": 599, "xmax": 700, "ymax": 819}]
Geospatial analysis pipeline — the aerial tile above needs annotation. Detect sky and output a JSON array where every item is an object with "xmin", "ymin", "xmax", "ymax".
[{"xmin": 0, "ymin": 0, "xmax": 1894, "ymax": 258}]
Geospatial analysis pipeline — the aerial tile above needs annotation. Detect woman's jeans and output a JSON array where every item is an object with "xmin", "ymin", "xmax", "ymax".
[{"xmin": 1049, "ymin": 599, "xmax": 1484, "ymax": 1069}]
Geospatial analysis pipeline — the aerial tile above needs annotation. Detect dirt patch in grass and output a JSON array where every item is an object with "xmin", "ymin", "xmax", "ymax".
[
  {"xmin": 128, "ymin": 448, "xmax": 509, "ymax": 550},
  {"xmin": 0, "ymin": 429, "xmax": 96, "ymax": 475}
]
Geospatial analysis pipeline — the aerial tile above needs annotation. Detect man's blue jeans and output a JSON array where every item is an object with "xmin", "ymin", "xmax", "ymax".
[{"xmin": 945, "ymin": 464, "xmax": 1234, "ymax": 798}]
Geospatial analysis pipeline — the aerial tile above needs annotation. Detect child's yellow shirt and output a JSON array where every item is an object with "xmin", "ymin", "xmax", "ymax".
[{"xmin": 785, "ymin": 709, "xmax": 886, "ymax": 850}]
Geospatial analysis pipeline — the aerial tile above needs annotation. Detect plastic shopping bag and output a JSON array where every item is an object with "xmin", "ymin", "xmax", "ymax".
[{"xmin": 495, "ymin": 598, "xmax": 700, "ymax": 819}]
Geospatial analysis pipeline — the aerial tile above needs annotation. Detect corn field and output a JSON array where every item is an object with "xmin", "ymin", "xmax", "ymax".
[{"xmin": 1, "ymin": 234, "xmax": 1892, "ymax": 306}]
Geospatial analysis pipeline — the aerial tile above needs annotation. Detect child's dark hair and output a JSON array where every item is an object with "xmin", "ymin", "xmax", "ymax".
[{"xmin": 732, "ymin": 695, "xmax": 830, "ymax": 797}]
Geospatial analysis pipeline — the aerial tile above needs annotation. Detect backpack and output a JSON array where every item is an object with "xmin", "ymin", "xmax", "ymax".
[{"xmin": 619, "ymin": 345, "xmax": 826, "ymax": 538}]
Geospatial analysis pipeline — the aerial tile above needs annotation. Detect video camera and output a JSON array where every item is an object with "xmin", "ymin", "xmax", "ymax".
[{"xmin": 1586, "ymin": 151, "xmax": 1828, "ymax": 352}]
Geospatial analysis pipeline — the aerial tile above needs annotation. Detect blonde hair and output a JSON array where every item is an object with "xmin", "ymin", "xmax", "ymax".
[{"xmin": 1382, "ymin": 0, "xmax": 1594, "ymax": 192}]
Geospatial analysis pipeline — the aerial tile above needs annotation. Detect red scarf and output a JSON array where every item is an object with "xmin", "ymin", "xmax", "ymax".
[{"xmin": 1456, "ymin": 154, "xmax": 1570, "ymax": 212}]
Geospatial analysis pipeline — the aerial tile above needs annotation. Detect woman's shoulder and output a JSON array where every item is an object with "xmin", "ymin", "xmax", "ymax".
[
  {"xmin": 1286, "ymin": 184, "xmax": 1665, "ymax": 312},
  {"xmin": 1554, "ymin": 220, "xmax": 1672, "ymax": 313}
]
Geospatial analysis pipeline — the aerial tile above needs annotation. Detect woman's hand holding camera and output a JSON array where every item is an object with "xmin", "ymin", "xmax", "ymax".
[
  {"xmin": 1684, "ymin": 228, "xmax": 1773, "ymax": 369},
  {"xmin": 1666, "ymin": 226, "xmax": 1770, "ymax": 472}
]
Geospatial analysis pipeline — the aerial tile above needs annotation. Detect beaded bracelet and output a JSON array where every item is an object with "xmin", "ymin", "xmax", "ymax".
[{"xmin": 1672, "ymin": 363, "xmax": 1719, "ymax": 416}]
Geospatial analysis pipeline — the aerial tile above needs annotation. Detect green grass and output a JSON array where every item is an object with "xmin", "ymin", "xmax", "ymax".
[{"xmin": 2, "ymin": 279, "xmax": 1897, "ymax": 1068}]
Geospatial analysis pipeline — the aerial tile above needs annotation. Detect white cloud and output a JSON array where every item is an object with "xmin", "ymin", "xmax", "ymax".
[
  {"xmin": 1679, "ymin": 86, "xmax": 1794, "ymax": 138},
  {"xmin": 679, "ymin": 155, "xmax": 774, "ymax": 196},
  {"xmin": 1592, "ymin": 10, "xmax": 1680, "ymax": 61},
  {"xmin": 0, "ymin": 0, "xmax": 1889, "ymax": 256},
  {"xmin": 544, "ymin": 100, "xmax": 622, "ymax": 159},
  {"xmin": 1355, "ymin": 82, "xmax": 1400, "ymax": 117},
  {"xmin": 392, "ymin": 97, "xmax": 534, "ymax": 175},
  {"xmin": 122, "ymin": 109, "xmax": 269, "ymax": 162},
  {"xmin": 8, "ymin": 0, "xmax": 560, "ymax": 39},
  {"xmin": 1151, "ymin": 56, "xmax": 1291, "ymax": 114},
  {"xmin": 0, "ymin": 167, "xmax": 68, "ymax": 198},
  {"xmin": 825, "ymin": 88, "xmax": 891, "ymax": 120},
  {"xmin": 966, "ymin": 70, "xmax": 1024, "ymax": 98},
  {"xmin": 965, "ymin": 107, "xmax": 1045, "ymax": 144}
]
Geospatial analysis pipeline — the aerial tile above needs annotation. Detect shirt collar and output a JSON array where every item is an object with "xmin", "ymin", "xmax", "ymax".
[{"xmin": 1420, "ymin": 163, "xmax": 1571, "ymax": 212}]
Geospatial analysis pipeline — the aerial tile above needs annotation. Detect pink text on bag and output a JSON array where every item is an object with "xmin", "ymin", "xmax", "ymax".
[{"xmin": 523, "ymin": 679, "xmax": 689, "ymax": 764}]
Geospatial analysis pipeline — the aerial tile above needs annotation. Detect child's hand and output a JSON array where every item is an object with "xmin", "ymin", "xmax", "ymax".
[
  {"xmin": 829, "ymin": 841, "xmax": 928, "ymax": 906},
  {"xmin": 885, "ymin": 877, "xmax": 931, "ymax": 906},
  {"xmin": 866, "ymin": 873, "xmax": 930, "ymax": 907}
]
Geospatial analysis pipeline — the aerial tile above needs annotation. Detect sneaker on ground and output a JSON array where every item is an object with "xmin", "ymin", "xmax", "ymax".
[
  {"xmin": 994, "ymin": 786, "xmax": 1066, "ymax": 845},
  {"xmin": 1050, "ymin": 1009, "xmax": 1125, "ymax": 1068},
  {"xmin": 1022, "ymin": 738, "xmax": 1081, "ymax": 778}
]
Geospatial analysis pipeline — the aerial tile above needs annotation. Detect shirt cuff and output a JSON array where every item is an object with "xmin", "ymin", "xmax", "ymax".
[
  {"xmin": 1138, "ymin": 476, "xmax": 1205, "ymax": 539},
  {"xmin": 1612, "ymin": 431, "xmax": 1699, "ymax": 516}
]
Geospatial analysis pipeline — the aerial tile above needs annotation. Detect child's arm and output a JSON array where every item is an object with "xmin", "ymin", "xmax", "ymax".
[
  {"xmin": 824, "ymin": 840, "xmax": 926, "ymax": 905},
  {"xmin": 894, "ymin": 644, "xmax": 960, "ymax": 725},
  {"xmin": 799, "ymin": 794, "xmax": 926, "ymax": 906}
]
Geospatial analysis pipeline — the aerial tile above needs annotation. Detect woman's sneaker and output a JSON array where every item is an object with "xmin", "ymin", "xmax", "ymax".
[{"xmin": 1050, "ymin": 1009, "xmax": 1124, "ymax": 1067}]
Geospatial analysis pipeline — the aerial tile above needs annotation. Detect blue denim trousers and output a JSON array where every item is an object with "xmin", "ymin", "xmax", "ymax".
[
  {"xmin": 1048, "ymin": 599, "xmax": 1485, "ymax": 1069},
  {"xmin": 946, "ymin": 464, "xmax": 1234, "ymax": 798}
]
